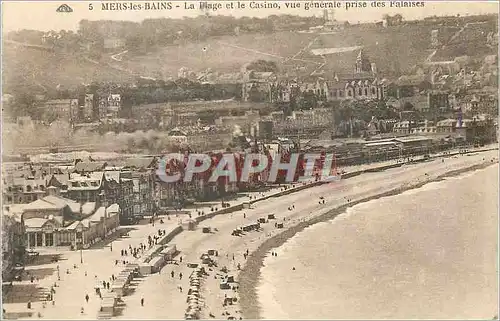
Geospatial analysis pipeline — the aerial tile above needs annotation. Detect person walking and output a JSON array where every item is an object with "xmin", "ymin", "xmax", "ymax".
[
  {"xmin": 141, "ymin": 298, "xmax": 144, "ymax": 306},
  {"xmin": 85, "ymin": 294, "xmax": 89, "ymax": 303}
]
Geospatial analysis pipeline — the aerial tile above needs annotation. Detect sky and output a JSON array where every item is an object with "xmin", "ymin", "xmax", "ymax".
[{"xmin": 2, "ymin": 1, "xmax": 498, "ymax": 32}]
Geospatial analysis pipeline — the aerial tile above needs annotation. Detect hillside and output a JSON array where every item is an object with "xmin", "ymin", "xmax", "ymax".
[
  {"xmin": 433, "ymin": 20, "xmax": 498, "ymax": 61},
  {"xmin": 2, "ymin": 44, "xmax": 135, "ymax": 92},
  {"xmin": 2, "ymin": 16, "xmax": 497, "ymax": 91},
  {"xmin": 118, "ymin": 31, "xmax": 318, "ymax": 76},
  {"xmin": 105, "ymin": 21, "xmax": 485, "ymax": 78}
]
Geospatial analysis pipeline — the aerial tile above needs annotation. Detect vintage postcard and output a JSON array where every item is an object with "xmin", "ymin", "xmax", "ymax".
[{"xmin": 1, "ymin": 0, "xmax": 498, "ymax": 320}]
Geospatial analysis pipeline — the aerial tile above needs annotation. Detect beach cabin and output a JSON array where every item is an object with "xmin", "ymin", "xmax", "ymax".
[
  {"xmin": 202, "ymin": 227, "xmax": 211, "ymax": 233},
  {"xmin": 267, "ymin": 214, "xmax": 276, "ymax": 220},
  {"xmin": 139, "ymin": 263, "xmax": 152, "ymax": 275},
  {"xmin": 258, "ymin": 217, "xmax": 266, "ymax": 223},
  {"xmin": 207, "ymin": 249, "xmax": 219, "ymax": 256},
  {"xmin": 277, "ymin": 223, "xmax": 284, "ymax": 229},
  {"xmin": 161, "ymin": 244, "xmax": 178, "ymax": 261},
  {"xmin": 150, "ymin": 255, "xmax": 165, "ymax": 273},
  {"xmin": 111, "ymin": 278, "xmax": 128, "ymax": 298},
  {"xmin": 99, "ymin": 293, "xmax": 117, "ymax": 316},
  {"xmin": 182, "ymin": 219, "xmax": 197, "ymax": 231}
]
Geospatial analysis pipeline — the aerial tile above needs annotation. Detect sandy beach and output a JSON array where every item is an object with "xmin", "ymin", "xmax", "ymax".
[
  {"xmin": 110, "ymin": 149, "xmax": 498, "ymax": 320},
  {"xmin": 4, "ymin": 149, "xmax": 496, "ymax": 320}
]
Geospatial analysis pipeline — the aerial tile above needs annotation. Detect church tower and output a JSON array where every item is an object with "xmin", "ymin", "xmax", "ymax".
[{"xmin": 355, "ymin": 50, "xmax": 372, "ymax": 74}]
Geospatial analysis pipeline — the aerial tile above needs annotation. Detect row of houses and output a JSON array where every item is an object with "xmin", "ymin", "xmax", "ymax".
[
  {"xmin": 34, "ymin": 93, "xmax": 122, "ymax": 124},
  {"xmin": 392, "ymin": 114, "xmax": 497, "ymax": 143},
  {"xmin": 184, "ymin": 50, "xmax": 386, "ymax": 104},
  {"xmin": 3, "ymin": 158, "xmax": 155, "ymax": 225}
]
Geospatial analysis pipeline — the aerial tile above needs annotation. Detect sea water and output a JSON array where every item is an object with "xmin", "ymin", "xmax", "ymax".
[{"xmin": 258, "ymin": 165, "xmax": 499, "ymax": 319}]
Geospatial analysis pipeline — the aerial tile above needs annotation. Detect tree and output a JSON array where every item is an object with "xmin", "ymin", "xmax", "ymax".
[
  {"xmin": 246, "ymin": 60, "xmax": 278, "ymax": 73},
  {"xmin": 298, "ymin": 91, "xmax": 317, "ymax": 110}
]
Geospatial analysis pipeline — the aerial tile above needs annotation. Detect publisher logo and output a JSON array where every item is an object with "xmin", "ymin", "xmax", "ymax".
[{"xmin": 56, "ymin": 4, "xmax": 73, "ymax": 13}]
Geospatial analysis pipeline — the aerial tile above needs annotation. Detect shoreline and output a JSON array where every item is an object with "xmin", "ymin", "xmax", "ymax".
[{"xmin": 238, "ymin": 160, "xmax": 498, "ymax": 320}]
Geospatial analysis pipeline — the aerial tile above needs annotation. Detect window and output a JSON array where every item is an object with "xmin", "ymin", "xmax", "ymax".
[
  {"xmin": 372, "ymin": 87, "xmax": 376, "ymax": 95},
  {"xmin": 339, "ymin": 90, "xmax": 344, "ymax": 97},
  {"xmin": 364, "ymin": 88, "xmax": 368, "ymax": 96},
  {"xmin": 358, "ymin": 88, "xmax": 362, "ymax": 96},
  {"xmin": 26, "ymin": 185, "xmax": 32, "ymax": 192},
  {"xmin": 7, "ymin": 196, "xmax": 12, "ymax": 202},
  {"xmin": 347, "ymin": 90, "xmax": 352, "ymax": 97}
]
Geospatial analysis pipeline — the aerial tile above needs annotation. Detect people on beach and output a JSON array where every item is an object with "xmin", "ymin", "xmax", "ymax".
[
  {"xmin": 179, "ymin": 272, "xmax": 183, "ymax": 280},
  {"xmin": 141, "ymin": 298, "xmax": 144, "ymax": 306},
  {"xmin": 171, "ymin": 270, "xmax": 175, "ymax": 278},
  {"xmin": 85, "ymin": 294, "xmax": 89, "ymax": 303}
]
